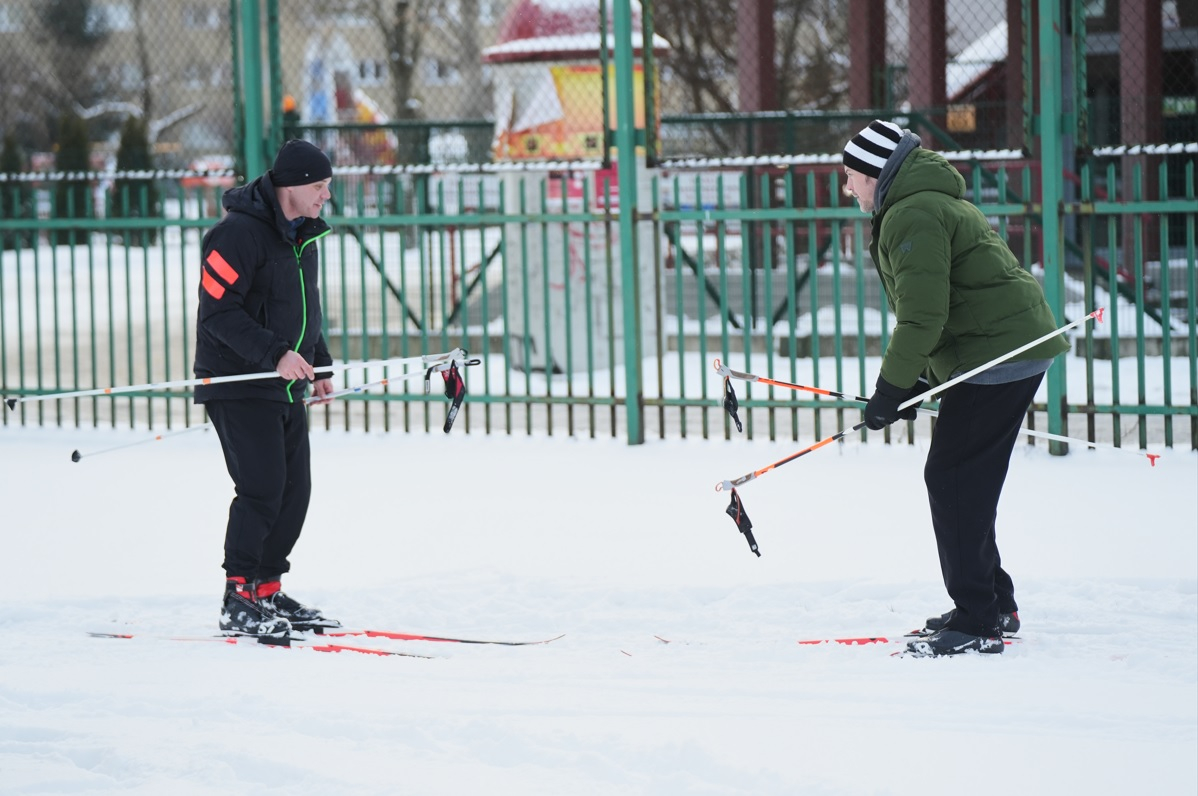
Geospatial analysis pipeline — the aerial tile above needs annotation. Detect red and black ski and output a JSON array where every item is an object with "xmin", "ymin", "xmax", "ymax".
[
  {"xmin": 796, "ymin": 633, "xmax": 1019, "ymax": 648},
  {"xmin": 654, "ymin": 633, "xmax": 1018, "ymax": 648},
  {"xmin": 88, "ymin": 631, "xmax": 436, "ymax": 658},
  {"xmin": 314, "ymin": 628, "xmax": 565, "ymax": 646}
]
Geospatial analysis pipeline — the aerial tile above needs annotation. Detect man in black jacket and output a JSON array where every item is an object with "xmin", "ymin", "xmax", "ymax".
[{"xmin": 194, "ymin": 139, "xmax": 339, "ymax": 637}]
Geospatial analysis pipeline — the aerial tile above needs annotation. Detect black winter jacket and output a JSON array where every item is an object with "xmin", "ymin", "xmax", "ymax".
[{"xmin": 193, "ymin": 173, "xmax": 332, "ymax": 404}]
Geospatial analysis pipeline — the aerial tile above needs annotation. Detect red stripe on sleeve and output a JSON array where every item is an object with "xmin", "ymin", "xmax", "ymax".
[
  {"xmin": 201, "ymin": 269, "xmax": 226, "ymax": 300},
  {"xmin": 205, "ymin": 250, "xmax": 240, "ymax": 285}
]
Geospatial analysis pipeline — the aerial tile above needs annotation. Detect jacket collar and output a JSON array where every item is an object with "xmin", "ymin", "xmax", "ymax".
[{"xmin": 873, "ymin": 131, "xmax": 922, "ymax": 214}]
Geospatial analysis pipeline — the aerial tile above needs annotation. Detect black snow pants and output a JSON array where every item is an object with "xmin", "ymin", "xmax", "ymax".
[
  {"xmin": 206, "ymin": 398, "xmax": 312, "ymax": 582},
  {"xmin": 924, "ymin": 373, "xmax": 1043, "ymax": 637}
]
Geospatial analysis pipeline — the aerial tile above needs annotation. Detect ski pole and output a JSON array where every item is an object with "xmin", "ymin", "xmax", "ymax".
[
  {"xmin": 715, "ymin": 421, "xmax": 867, "ymax": 493},
  {"xmin": 714, "ymin": 309, "xmax": 1108, "ymax": 555},
  {"xmin": 716, "ymin": 357, "xmax": 1161, "ymax": 466},
  {"xmin": 4, "ymin": 348, "xmax": 467, "ymax": 409},
  {"xmin": 714, "ymin": 304, "xmax": 1106, "ymax": 421},
  {"xmin": 68, "ymin": 361, "xmax": 476, "ymax": 463},
  {"xmin": 894, "ymin": 308, "xmax": 1104, "ymax": 411},
  {"xmin": 716, "ymin": 424, "xmax": 868, "ymax": 557},
  {"xmin": 714, "ymin": 358, "xmax": 872, "ymax": 432},
  {"xmin": 70, "ymin": 423, "xmax": 213, "ymax": 463},
  {"xmin": 69, "ymin": 377, "xmax": 401, "ymax": 463}
]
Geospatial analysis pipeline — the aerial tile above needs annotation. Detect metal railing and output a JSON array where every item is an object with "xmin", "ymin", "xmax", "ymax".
[{"xmin": 2, "ymin": 154, "xmax": 1194, "ymax": 451}]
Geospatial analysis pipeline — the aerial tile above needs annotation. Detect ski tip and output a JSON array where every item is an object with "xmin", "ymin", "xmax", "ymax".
[
  {"xmin": 797, "ymin": 637, "xmax": 890, "ymax": 646},
  {"xmin": 4, "ymin": 397, "xmax": 16, "ymax": 411}
]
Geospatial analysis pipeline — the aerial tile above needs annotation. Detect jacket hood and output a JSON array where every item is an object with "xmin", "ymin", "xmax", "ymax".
[
  {"xmin": 221, "ymin": 173, "xmax": 328, "ymax": 245},
  {"xmin": 221, "ymin": 174, "xmax": 277, "ymax": 225},
  {"xmin": 880, "ymin": 148, "xmax": 966, "ymax": 213}
]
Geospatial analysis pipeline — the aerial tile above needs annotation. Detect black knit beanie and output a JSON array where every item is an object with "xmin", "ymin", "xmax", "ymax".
[
  {"xmin": 842, "ymin": 120, "xmax": 903, "ymax": 179},
  {"xmin": 270, "ymin": 139, "xmax": 332, "ymax": 187}
]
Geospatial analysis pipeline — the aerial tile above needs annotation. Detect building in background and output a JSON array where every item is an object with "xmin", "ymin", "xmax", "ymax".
[{"xmin": 0, "ymin": 0, "xmax": 516, "ymax": 168}]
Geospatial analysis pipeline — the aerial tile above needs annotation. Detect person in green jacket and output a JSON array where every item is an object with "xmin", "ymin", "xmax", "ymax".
[{"xmin": 842, "ymin": 120, "xmax": 1069, "ymax": 657}]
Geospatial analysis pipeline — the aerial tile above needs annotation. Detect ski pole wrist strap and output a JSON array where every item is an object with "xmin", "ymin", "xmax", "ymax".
[
  {"xmin": 725, "ymin": 488, "xmax": 760, "ymax": 557},
  {"xmin": 722, "ymin": 377, "xmax": 743, "ymax": 433},
  {"xmin": 441, "ymin": 362, "xmax": 466, "ymax": 433}
]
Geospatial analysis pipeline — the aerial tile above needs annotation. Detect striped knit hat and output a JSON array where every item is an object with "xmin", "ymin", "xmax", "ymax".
[{"xmin": 842, "ymin": 120, "xmax": 903, "ymax": 179}]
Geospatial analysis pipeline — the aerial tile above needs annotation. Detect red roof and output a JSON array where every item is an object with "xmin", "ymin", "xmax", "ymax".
[
  {"xmin": 497, "ymin": 0, "xmax": 622, "ymax": 43},
  {"xmin": 484, "ymin": 0, "xmax": 666, "ymax": 63}
]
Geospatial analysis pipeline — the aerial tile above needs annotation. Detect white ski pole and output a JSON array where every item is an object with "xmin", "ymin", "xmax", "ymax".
[
  {"xmin": 68, "ymin": 367, "xmax": 448, "ymax": 463},
  {"xmin": 716, "ymin": 352, "xmax": 1161, "ymax": 466},
  {"xmin": 5, "ymin": 349, "xmax": 466, "ymax": 409},
  {"xmin": 715, "ymin": 308, "xmax": 1107, "ymax": 492},
  {"xmin": 69, "ymin": 424, "xmax": 213, "ymax": 463},
  {"xmin": 896, "ymin": 309, "xmax": 1105, "ymax": 410}
]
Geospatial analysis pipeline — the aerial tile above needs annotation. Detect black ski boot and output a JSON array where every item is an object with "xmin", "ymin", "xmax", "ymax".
[
  {"xmin": 220, "ymin": 577, "xmax": 291, "ymax": 638},
  {"xmin": 925, "ymin": 609, "xmax": 1020, "ymax": 636},
  {"xmin": 906, "ymin": 629, "xmax": 1004, "ymax": 657},
  {"xmin": 256, "ymin": 581, "xmax": 341, "ymax": 631}
]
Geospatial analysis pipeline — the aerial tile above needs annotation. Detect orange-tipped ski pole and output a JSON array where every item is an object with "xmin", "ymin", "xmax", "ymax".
[
  {"xmin": 716, "ymin": 355, "xmax": 1161, "ymax": 466},
  {"xmin": 715, "ymin": 307, "xmax": 1116, "ymax": 489},
  {"xmin": 715, "ymin": 309, "xmax": 1113, "ymax": 555},
  {"xmin": 715, "ymin": 421, "xmax": 867, "ymax": 493}
]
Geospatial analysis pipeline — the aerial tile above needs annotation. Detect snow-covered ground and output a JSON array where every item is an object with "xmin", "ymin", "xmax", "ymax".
[{"xmin": 1, "ymin": 425, "xmax": 1194, "ymax": 795}]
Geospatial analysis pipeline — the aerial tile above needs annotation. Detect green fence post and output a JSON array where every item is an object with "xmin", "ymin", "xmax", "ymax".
[
  {"xmin": 236, "ymin": 0, "xmax": 266, "ymax": 179},
  {"xmin": 1038, "ymin": 0, "xmax": 1068, "ymax": 454},
  {"xmin": 614, "ymin": 0, "xmax": 644, "ymax": 445},
  {"xmin": 266, "ymin": 0, "xmax": 283, "ymax": 154}
]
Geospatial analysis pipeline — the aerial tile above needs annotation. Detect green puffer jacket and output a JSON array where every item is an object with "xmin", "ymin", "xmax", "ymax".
[{"xmin": 869, "ymin": 147, "xmax": 1069, "ymax": 388}]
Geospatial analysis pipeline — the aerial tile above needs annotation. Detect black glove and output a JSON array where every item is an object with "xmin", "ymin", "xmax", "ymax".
[{"xmin": 863, "ymin": 376, "xmax": 926, "ymax": 430}]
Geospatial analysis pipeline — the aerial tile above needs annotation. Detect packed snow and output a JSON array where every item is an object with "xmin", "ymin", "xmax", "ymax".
[{"xmin": 0, "ymin": 421, "xmax": 1194, "ymax": 795}]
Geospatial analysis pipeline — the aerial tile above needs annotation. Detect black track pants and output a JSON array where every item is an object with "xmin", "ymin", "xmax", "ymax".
[
  {"xmin": 206, "ymin": 398, "xmax": 312, "ymax": 581},
  {"xmin": 923, "ymin": 373, "xmax": 1043, "ymax": 636}
]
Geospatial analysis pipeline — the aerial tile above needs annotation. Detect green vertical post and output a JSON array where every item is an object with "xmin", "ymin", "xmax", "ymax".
[
  {"xmin": 640, "ymin": 0, "xmax": 658, "ymax": 165},
  {"xmin": 228, "ymin": 0, "xmax": 243, "ymax": 176},
  {"xmin": 613, "ymin": 0, "xmax": 644, "ymax": 445},
  {"xmin": 266, "ymin": 0, "xmax": 283, "ymax": 154},
  {"xmin": 600, "ymin": 0, "xmax": 610, "ymax": 166},
  {"xmin": 1070, "ymin": 0, "xmax": 1089, "ymax": 150},
  {"xmin": 1038, "ymin": 0, "xmax": 1067, "ymax": 452},
  {"xmin": 237, "ymin": 0, "xmax": 266, "ymax": 179},
  {"xmin": 1021, "ymin": 0, "xmax": 1034, "ymax": 151}
]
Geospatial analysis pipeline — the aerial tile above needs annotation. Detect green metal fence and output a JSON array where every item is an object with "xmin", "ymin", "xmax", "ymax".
[
  {"xmin": 1, "ymin": 0, "xmax": 1196, "ymax": 453},
  {"xmin": 3, "ymin": 151, "xmax": 1195, "ymax": 450}
]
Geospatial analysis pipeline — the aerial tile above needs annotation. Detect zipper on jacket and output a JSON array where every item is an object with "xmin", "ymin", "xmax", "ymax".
[{"xmin": 283, "ymin": 230, "xmax": 331, "ymax": 403}]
